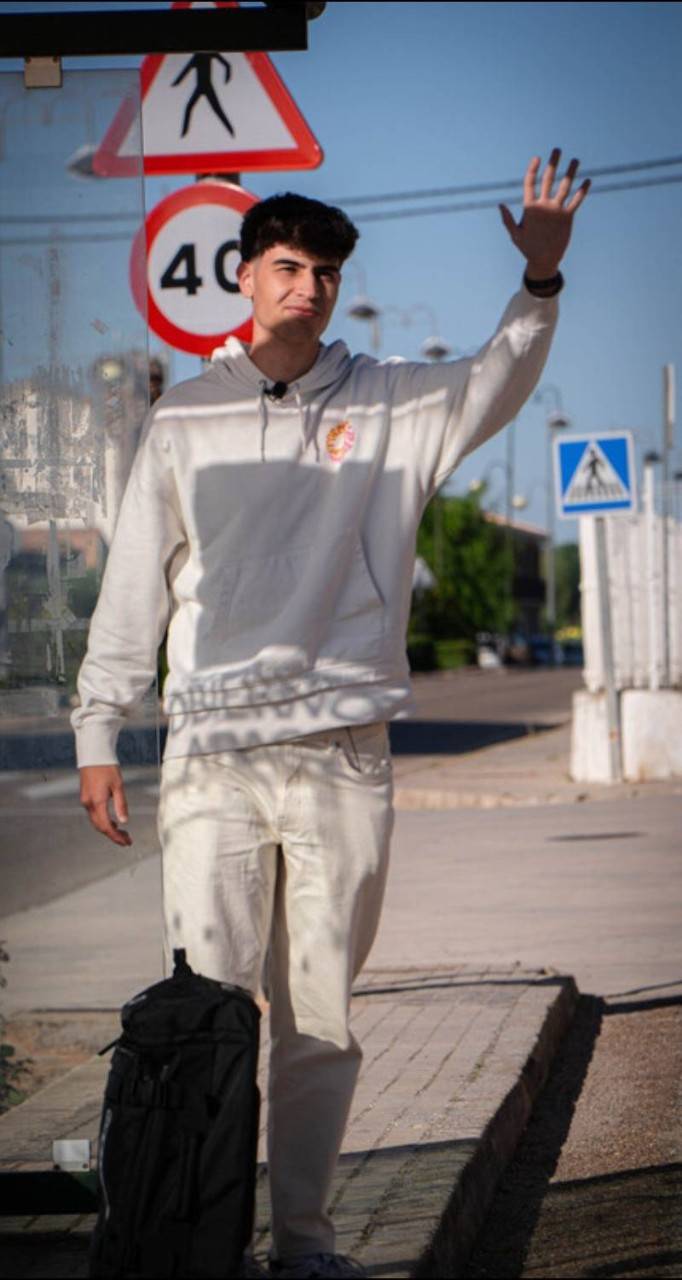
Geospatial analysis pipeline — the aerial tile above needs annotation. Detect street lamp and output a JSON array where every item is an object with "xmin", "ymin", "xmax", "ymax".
[
  {"xmin": 421, "ymin": 335, "xmax": 452, "ymax": 362},
  {"xmin": 346, "ymin": 294, "xmax": 382, "ymax": 352},
  {"xmin": 469, "ymin": 459, "xmax": 511, "ymax": 513},
  {"xmin": 348, "ymin": 291, "xmax": 455, "ymax": 363},
  {"xmin": 534, "ymin": 385, "xmax": 571, "ymax": 649},
  {"xmin": 511, "ymin": 480, "xmax": 547, "ymax": 515},
  {"xmin": 345, "ymin": 261, "xmax": 383, "ymax": 353},
  {"xmin": 469, "ymin": 454, "xmax": 518, "ymax": 621},
  {"xmin": 384, "ymin": 302, "xmax": 453, "ymax": 362}
]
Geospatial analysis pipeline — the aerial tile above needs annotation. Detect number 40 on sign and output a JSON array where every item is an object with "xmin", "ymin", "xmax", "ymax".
[{"xmin": 130, "ymin": 182, "xmax": 258, "ymax": 356}]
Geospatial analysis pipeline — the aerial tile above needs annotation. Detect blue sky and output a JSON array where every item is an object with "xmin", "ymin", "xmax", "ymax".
[{"xmin": 3, "ymin": 0, "xmax": 682, "ymax": 537}]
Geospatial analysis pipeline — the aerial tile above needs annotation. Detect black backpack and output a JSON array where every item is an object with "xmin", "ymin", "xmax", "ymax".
[{"xmin": 89, "ymin": 949, "xmax": 261, "ymax": 1278}]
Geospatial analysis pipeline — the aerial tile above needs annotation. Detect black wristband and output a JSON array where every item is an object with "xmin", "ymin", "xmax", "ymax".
[{"xmin": 523, "ymin": 270, "xmax": 564, "ymax": 297}]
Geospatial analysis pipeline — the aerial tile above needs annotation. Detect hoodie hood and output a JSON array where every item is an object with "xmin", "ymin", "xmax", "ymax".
[{"xmin": 209, "ymin": 336, "xmax": 354, "ymax": 461}]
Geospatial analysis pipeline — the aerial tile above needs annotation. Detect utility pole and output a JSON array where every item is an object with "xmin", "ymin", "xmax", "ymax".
[
  {"xmin": 644, "ymin": 452, "xmax": 663, "ymax": 691},
  {"xmin": 661, "ymin": 364, "xmax": 675, "ymax": 686},
  {"xmin": 505, "ymin": 419, "xmax": 516, "ymax": 621},
  {"xmin": 545, "ymin": 410, "xmax": 571, "ymax": 649}
]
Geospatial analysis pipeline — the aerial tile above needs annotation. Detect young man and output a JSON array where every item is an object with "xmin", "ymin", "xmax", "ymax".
[{"xmin": 75, "ymin": 150, "xmax": 589, "ymax": 1279}]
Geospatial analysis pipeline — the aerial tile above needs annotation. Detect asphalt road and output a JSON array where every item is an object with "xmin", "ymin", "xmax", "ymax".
[
  {"xmin": 408, "ymin": 665, "xmax": 582, "ymax": 725},
  {"xmin": 466, "ymin": 997, "xmax": 682, "ymax": 1279},
  {"xmin": 0, "ymin": 766, "xmax": 160, "ymax": 916},
  {"xmin": 0, "ymin": 668, "xmax": 582, "ymax": 916}
]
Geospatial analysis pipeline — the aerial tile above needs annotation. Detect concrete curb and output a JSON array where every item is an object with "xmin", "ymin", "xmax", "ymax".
[
  {"xmin": 411, "ymin": 975, "xmax": 578, "ymax": 1278},
  {"xmin": 392, "ymin": 783, "xmax": 682, "ymax": 810},
  {"xmin": 393, "ymin": 786, "xmax": 577, "ymax": 810}
]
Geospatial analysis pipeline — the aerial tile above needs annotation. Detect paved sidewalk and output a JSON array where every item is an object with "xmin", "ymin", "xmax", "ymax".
[
  {"xmin": 392, "ymin": 720, "xmax": 682, "ymax": 811},
  {"xmin": 0, "ymin": 967, "xmax": 577, "ymax": 1279}
]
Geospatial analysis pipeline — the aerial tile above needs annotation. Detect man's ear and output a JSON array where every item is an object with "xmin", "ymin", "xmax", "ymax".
[{"xmin": 236, "ymin": 259, "xmax": 253, "ymax": 299}]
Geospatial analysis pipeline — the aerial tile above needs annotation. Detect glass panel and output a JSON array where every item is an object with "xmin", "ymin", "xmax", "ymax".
[
  {"xmin": 0, "ymin": 70, "xmax": 149, "ymax": 764},
  {"xmin": 0, "ymin": 73, "xmax": 163, "ymax": 1016}
]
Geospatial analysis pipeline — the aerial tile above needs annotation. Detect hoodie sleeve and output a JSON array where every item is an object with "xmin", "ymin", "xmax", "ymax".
[
  {"xmin": 71, "ymin": 418, "xmax": 186, "ymax": 768},
  {"xmin": 388, "ymin": 283, "xmax": 559, "ymax": 498}
]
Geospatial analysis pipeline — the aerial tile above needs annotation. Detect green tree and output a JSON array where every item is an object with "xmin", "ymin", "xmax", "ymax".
[
  {"xmin": 411, "ymin": 493, "xmax": 514, "ymax": 642},
  {"xmin": 555, "ymin": 542, "xmax": 580, "ymax": 629}
]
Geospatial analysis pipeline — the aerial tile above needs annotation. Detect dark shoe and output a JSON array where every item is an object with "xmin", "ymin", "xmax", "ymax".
[
  {"xmin": 236, "ymin": 1254, "xmax": 269, "ymax": 1278},
  {"xmin": 269, "ymin": 1254, "xmax": 367, "ymax": 1279}
]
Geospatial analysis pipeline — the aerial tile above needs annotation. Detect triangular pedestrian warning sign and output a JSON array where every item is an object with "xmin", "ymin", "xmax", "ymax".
[{"xmin": 94, "ymin": 0, "xmax": 322, "ymax": 177}]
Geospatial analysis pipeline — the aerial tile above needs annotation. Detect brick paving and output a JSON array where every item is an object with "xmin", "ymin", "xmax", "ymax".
[{"xmin": 0, "ymin": 966, "xmax": 577, "ymax": 1278}]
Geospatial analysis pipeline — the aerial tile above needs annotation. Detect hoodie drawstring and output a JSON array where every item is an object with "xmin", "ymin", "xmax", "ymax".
[
  {"xmin": 258, "ymin": 382, "xmax": 269, "ymax": 462},
  {"xmin": 258, "ymin": 380, "xmax": 319, "ymax": 463},
  {"xmin": 294, "ymin": 385, "xmax": 320, "ymax": 462}
]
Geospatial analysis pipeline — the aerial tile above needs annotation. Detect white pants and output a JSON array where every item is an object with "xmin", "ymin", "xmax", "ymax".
[{"xmin": 158, "ymin": 722, "xmax": 394, "ymax": 1258}]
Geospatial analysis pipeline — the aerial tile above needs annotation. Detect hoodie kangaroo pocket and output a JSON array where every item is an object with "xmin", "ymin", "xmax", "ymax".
[{"xmin": 199, "ymin": 534, "xmax": 384, "ymax": 675}]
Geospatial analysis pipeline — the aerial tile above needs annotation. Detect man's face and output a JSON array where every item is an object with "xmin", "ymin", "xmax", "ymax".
[{"xmin": 237, "ymin": 244, "xmax": 342, "ymax": 345}]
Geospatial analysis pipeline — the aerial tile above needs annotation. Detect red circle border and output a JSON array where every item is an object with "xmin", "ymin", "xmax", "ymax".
[{"xmin": 130, "ymin": 181, "xmax": 258, "ymax": 356}]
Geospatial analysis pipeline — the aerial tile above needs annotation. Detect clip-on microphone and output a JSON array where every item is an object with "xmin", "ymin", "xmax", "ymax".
[{"xmin": 266, "ymin": 381, "xmax": 288, "ymax": 401}]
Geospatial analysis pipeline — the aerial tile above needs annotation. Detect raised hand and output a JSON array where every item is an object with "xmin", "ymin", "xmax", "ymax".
[{"xmin": 499, "ymin": 148, "xmax": 590, "ymax": 279}]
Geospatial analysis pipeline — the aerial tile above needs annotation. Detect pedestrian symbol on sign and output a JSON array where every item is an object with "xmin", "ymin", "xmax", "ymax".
[{"xmin": 172, "ymin": 54, "xmax": 235, "ymax": 139}]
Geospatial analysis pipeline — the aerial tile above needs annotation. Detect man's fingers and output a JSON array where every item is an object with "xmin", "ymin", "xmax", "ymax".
[
  {"xmin": 566, "ymin": 178, "xmax": 591, "ymax": 214},
  {"xmin": 112, "ymin": 781, "xmax": 129, "ymax": 826},
  {"xmin": 540, "ymin": 147, "xmax": 561, "ymax": 200},
  {"xmin": 88, "ymin": 800, "xmax": 132, "ymax": 847},
  {"xmin": 499, "ymin": 203, "xmax": 519, "ymax": 241},
  {"xmin": 523, "ymin": 156, "xmax": 541, "ymax": 206},
  {"xmin": 556, "ymin": 157, "xmax": 580, "ymax": 203}
]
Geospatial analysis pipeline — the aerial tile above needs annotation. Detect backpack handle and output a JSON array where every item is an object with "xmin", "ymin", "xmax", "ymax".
[{"xmin": 173, "ymin": 948, "xmax": 193, "ymax": 978}]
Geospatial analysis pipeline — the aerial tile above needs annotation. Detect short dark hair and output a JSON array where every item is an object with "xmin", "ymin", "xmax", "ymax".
[{"xmin": 240, "ymin": 192, "xmax": 359, "ymax": 264}]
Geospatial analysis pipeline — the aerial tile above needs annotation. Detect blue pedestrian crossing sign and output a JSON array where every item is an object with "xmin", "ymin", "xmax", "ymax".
[{"xmin": 554, "ymin": 431, "xmax": 636, "ymax": 518}]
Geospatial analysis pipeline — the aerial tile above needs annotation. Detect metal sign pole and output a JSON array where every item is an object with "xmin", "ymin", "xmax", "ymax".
[{"xmin": 594, "ymin": 515, "xmax": 622, "ymax": 781}]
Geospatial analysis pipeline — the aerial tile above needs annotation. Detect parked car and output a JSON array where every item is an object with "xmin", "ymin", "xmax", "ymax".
[
  {"xmin": 476, "ymin": 631, "xmax": 504, "ymax": 669},
  {"xmin": 528, "ymin": 634, "xmax": 564, "ymax": 666},
  {"xmin": 505, "ymin": 632, "xmax": 531, "ymax": 665},
  {"xmin": 560, "ymin": 639, "xmax": 584, "ymax": 667}
]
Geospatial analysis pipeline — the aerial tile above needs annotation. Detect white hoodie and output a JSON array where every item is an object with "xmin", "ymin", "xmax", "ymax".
[{"xmin": 72, "ymin": 284, "xmax": 558, "ymax": 765}]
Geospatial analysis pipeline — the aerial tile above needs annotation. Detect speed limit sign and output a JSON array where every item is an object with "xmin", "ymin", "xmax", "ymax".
[{"xmin": 130, "ymin": 181, "xmax": 258, "ymax": 356}]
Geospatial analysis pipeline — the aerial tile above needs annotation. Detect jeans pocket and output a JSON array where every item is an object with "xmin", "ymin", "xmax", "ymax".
[{"xmin": 336, "ymin": 724, "xmax": 392, "ymax": 783}]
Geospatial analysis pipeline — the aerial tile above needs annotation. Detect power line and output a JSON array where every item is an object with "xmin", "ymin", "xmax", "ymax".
[
  {"xmin": 0, "ymin": 232, "xmax": 135, "ymax": 245},
  {"xmin": 0, "ymin": 212, "xmax": 138, "ymax": 226},
  {"xmin": 331, "ymin": 152, "xmax": 682, "ymax": 208},
  {"xmin": 352, "ymin": 172, "xmax": 682, "ymax": 223}
]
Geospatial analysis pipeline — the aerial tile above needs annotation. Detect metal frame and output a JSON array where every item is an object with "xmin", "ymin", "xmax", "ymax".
[{"xmin": 1, "ymin": 5, "xmax": 309, "ymax": 58}]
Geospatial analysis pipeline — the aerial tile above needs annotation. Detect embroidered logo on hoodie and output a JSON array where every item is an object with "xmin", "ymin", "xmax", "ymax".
[{"xmin": 326, "ymin": 420, "xmax": 356, "ymax": 462}]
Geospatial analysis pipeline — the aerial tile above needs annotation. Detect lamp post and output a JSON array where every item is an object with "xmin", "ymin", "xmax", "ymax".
[
  {"xmin": 348, "ymin": 292, "xmax": 455, "ymax": 575},
  {"xmin": 469, "ymin": 451, "xmax": 517, "ymax": 624},
  {"xmin": 347, "ymin": 289, "xmax": 455, "ymax": 364},
  {"xmin": 534, "ymin": 385, "xmax": 571, "ymax": 652},
  {"xmin": 345, "ymin": 261, "xmax": 383, "ymax": 354},
  {"xmin": 386, "ymin": 303, "xmax": 453, "ymax": 363},
  {"xmin": 346, "ymin": 293, "xmax": 382, "ymax": 354},
  {"xmin": 674, "ymin": 469, "xmax": 682, "ymax": 522},
  {"xmin": 468, "ymin": 459, "xmax": 510, "ymax": 512},
  {"xmin": 511, "ymin": 480, "xmax": 547, "ymax": 514}
]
